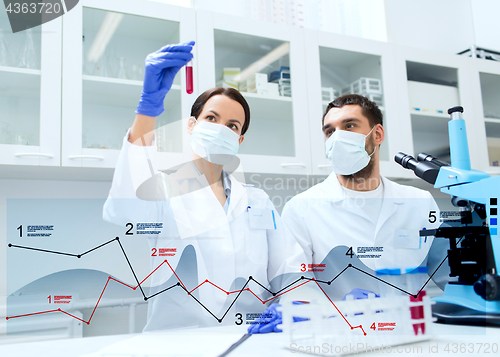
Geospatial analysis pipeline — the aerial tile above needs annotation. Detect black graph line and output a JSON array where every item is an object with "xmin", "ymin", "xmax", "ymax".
[
  {"xmin": 220, "ymin": 278, "xmax": 251, "ymax": 322},
  {"xmin": 416, "ymin": 236, "xmax": 465, "ymax": 296},
  {"xmin": 80, "ymin": 237, "xmax": 118, "ymax": 257},
  {"xmin": 116, "ymin": 237, "xmax": 146, "ymax": 299},
  {"xmin": 7, "ymin": 238, "xmax": 449, "ymax": 323},
  {"xmin": 249, "ymin": 276, "xmax": 275, "ymax": 295},
  {"xmin": 274, "ymin": 277, "xmax": 304, "ymax": 294},
  {"xmin": 329, "ymin": 265, "xmax": 350, "ymax": 284},
  {"xmin": 350, "ymin": 265, "xmax": 414, "ymax": 296},
  {"xmin": 303, "ymin": 277, "xmax": 329, "ymax": 284},
  {"xmin": 146, "ymin": 283, "xmax": 181, "ymax": 300},
  {"xmin": 181, "ymin": 284, "xmax": 220, "ymax": 322},
  {"xmin": 8, "ymin": 243, "xmax": 79, "ymax": 258}
]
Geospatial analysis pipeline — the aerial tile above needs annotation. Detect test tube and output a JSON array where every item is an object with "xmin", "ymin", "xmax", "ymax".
[
  {"xmin": 186, "ymin": 60, "xmax": 193, "ymax": 94},
  {"xmin": 405, "ymin": 266, "xmax": 428, "ymax": 335}
]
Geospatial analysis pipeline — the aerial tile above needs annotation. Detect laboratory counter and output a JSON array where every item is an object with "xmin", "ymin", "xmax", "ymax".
[{"xmin": 0, "ymin": 322, "xmax": 498, "ymax": 357}]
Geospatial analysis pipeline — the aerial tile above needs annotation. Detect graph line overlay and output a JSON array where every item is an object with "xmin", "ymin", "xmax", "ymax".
[{"xmin": 6, "ymin": 238, "xmax": 447, "ymax": 334}]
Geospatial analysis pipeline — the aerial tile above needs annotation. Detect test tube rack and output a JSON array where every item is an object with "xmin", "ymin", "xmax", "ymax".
[{"xmin": 281, "ymin": 294, "xmax": 435, "ymax": 356}]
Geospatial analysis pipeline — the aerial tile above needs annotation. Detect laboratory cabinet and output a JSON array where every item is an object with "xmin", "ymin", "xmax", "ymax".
[
  {"xmin": 61, "ymin": 0, "xmax": 196, "ymax": 169},
  {"xmin": 1, "ymin": 0, "xmax": 498, "ymax": 178},
  {"xmin": 0, "ymin": 10, "xmax": 61, "ymax": 166},
  {"xmin": 392, "ymin": 46, "xmax": 487, "ymax": 174},
  {"xmin": 196, "ymin": 10, "xmax": 312, "ymax": 175}
]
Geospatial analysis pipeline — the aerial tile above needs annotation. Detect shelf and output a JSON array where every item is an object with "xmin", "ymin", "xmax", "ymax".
[
  {"xmin": 0, "ymin": 66, "xmax": 41, "ymax": 98},
  {"xmin": 242, "ymin": 92, "xmax": 293, "ymax": 122},
  {"xmin": 242, "ymin": 91, "xmax": 291, "ymax": 102},
  {"xmin": 0, "ymin": 66, "xmax": 41, "ymax": 76},
  {"xmin": 410, "ymin": 110, "xmax": 449, "ymax": 118},
  {"xmin": 406, "ymin": 61, "xmax": 458, "ymax": 86},
  {"xmin": 485, "ymin": 117, "xmax": 500, "ymax": 123},
  {"xmin": 83, "ymin": 75, "xmax": 181, "ymax": 108}
]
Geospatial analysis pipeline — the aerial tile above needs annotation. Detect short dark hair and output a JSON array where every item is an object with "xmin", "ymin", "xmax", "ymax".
[
  {"xmin": 322, "ymin": 94, "xmax": 383, "ymax": 128},
  {"xmin": 190, "ymin": 87, "xmax": 251, "ymax": 135}
]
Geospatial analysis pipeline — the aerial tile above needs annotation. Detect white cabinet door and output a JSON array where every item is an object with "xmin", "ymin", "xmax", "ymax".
[
  {"xmin": 0, "ymin": 15, "xmax": 61, "ymax": 166},
  {"xmin": 468, "ymin": 59, "xmax": 500, "ymax": 174},
  {"xmin": 195, "ymin": 11, "xmax": 311, "ymax": 175},
  {"xmin": 62, "ymin": 0, "xmax": 194, "ymax": 169},
  {"xmin": 393, "ymin": 46, "xmax": 481, "ymax": 174}
]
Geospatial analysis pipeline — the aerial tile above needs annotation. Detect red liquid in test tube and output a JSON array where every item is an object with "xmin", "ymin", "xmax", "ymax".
[{"xmin": 186, "ymin": 60, "xmax": 193, "ymax": 94}]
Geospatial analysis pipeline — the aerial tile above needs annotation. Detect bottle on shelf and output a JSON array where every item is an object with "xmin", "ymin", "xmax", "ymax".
[{"xmin": 16, "ymin": 28, "xmax": 39, "ymax": 69}]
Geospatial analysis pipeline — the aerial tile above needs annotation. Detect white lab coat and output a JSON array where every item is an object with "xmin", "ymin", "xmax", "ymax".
[
  {"xmin": 103, "ymin": 131, "xmax": 306, "ymax": 330},
  {"xmin": 282, "ymin": 173, "xmax": 441, "ymax": 293}
]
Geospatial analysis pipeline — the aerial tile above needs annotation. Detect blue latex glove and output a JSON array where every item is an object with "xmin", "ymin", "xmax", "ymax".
[
  {"xmin": 342, "ymin": 288, "xmax": 380, "ymax": 300},
  {"xmin": 136, "ymin": 41, "xmax": 194, "ymax": 117},
  {"xmin": 247, "ymin": 302, "xmax": 308, "ymax": 334}
]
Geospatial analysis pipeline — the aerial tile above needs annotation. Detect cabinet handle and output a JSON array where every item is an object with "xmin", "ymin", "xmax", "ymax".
[
  {"xmin": 317, "ymin": 164, "xmax": 331, "ymax": 169},
  {"xmin": 281, "ymin": 163, "xmax": 306, "ymax": 168},
  {"xmin": 14, "ymin": 153, "xmax": 54, "ymax": 158},
  {"xmin": 68, "ymin": 155, "xmax": 105, "ymax": 161}
]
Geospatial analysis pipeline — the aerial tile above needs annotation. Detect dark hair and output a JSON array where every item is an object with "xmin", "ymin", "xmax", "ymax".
[
  {"xmin": 190, "ymin": 87, "xmax": 251, "ymax": 135},
  {"xmin": 322, "ymin": 94, "xmax": 383, "ymax": 128}
]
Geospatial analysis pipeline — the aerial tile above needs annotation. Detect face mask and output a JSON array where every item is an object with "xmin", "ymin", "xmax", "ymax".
[
  {"xmin": 191, "ymin": 118, "xmax": 240, "ymax": 165},
  {"xmin": 325, "ymin": 127, "xmax": 376, "ymax": 175}
]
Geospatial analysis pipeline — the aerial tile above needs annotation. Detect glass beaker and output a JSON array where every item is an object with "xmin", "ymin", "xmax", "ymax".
[
  {"xmin": 116, "ymin": 57, "xmax": 128, "ymax": 79},
  {"xmin": 17, "ymin": 28, "xmax": 39, "ymax": 69},
  {"xmin": 0, "ymin": 28, "xmax": 13, "ymax": 67}
]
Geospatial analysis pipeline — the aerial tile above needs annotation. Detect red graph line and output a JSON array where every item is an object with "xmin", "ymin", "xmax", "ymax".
[
  {"xmin": 164, "ymin": 259, "xmax": 187, "ymax": 291},
  {"xmin": 6, "ymin": 258, "xmax": 366, "ymax": 336},
  {"xmin": 60, "ymin": 310, "xmax": 87, "ymax": 324},
  {"xmin": 5, "ymin": 309, "xmax": 61, "ymax": 320},
  {"xmin": 264, "ymin": 280, "xmax": 312, "ymax": 303},
  {"xmin": 206, "ymin": 280, "xmax": 229, "ymax": 295},
  {"xmin": 189, "ymin": 280, "xmax": 208, "ymax": 294},
  {"xmin": 314, "ymin": 279, "xmax": 367, "ymax": 336},
  {"xmin": 137, "ymin": 260, "xmax": 168, "ymax": 287},
  {"xmin": 88, "ymin": 277, "xmax": 112, "ymax": 324}
]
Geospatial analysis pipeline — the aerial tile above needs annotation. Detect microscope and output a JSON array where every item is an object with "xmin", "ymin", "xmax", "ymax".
[{"xmin": 395, "ymin": 106, "xmax": 500, "ymax": 324}]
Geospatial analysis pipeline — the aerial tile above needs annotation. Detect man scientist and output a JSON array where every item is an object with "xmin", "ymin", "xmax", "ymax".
[
  {"xmin": 248, "ymin": 94, "xmax": 443, "ymax": 333},
  {"xmin": 281, "ymin": 94, "xmax": 441, "ymax": 290}
]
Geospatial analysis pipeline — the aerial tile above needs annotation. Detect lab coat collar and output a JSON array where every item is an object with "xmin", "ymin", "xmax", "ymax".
[
  {"xmin": 323, "ymin": 173, "xmax": 405, "ymax": 205},
  {"xmin": 322, "ymin": 173, "xmax": 346, "ymax": 203},
  {"xmin": 321, "ymin": 173, "xmax": 405, "ymax": 225},
  {"xmin": 170, "ymin": 161, "xmax": 244, "ymax": 217}
]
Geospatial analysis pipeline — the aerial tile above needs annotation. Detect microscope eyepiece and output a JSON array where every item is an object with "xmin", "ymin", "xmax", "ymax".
[
  {"xmin": 417, "ymin": 153, "xmax": 449, "ymax": 167},
  {"xmin": 448, "ymin": 106, "xmax": 464, "ymax": 115},
  {"xmin": 395, "ymin": 152, "xmax": 417, "ymax": 170},
  {"xmin": 394, "ymin": 152, "xmax": 441, "ymax": 184}
]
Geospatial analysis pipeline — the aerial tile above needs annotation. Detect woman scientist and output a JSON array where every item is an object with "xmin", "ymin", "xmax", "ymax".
[{"xmin": 103, "ymin": 41, "xmax": 308, "ymax": 331}]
